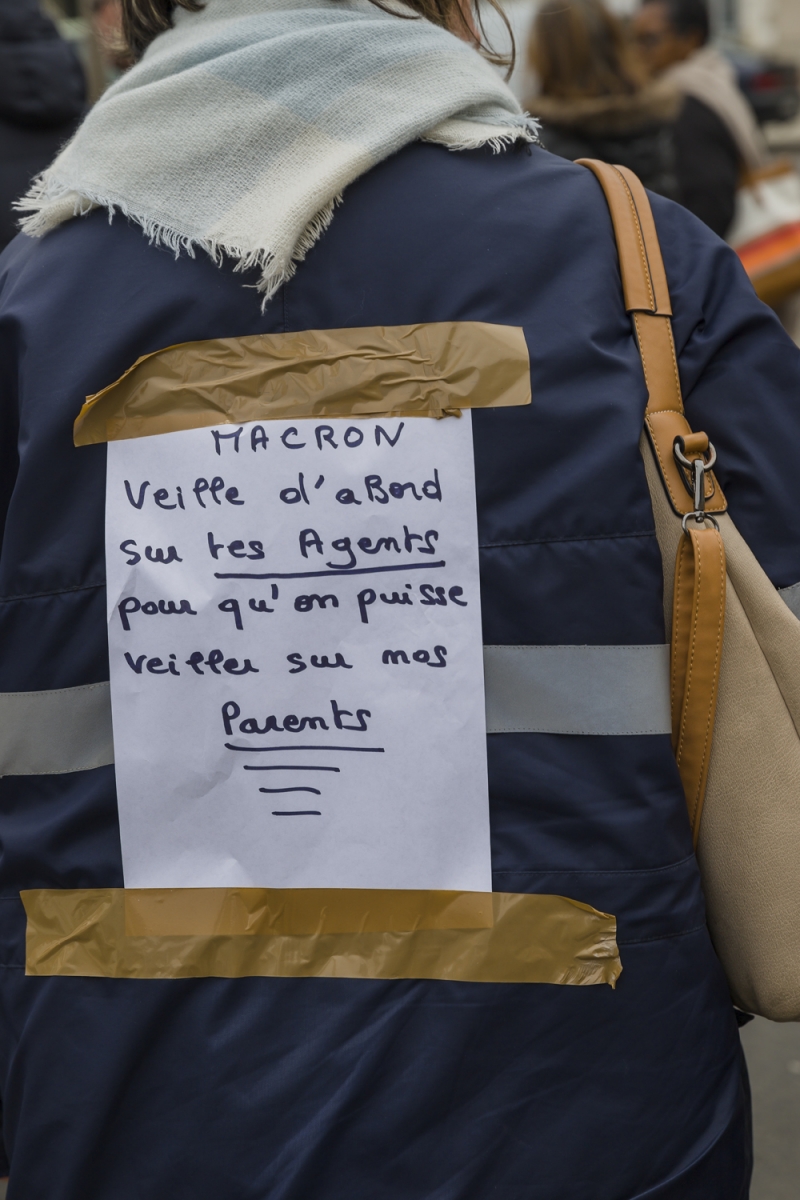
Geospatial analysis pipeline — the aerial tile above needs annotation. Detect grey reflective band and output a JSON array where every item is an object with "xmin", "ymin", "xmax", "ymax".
[
  {"xmin": 0, "ymin": 682, "xmax": 114, "ymax": 776},
  {"xmin": 484, "ymin": 645, "xmax": 671, "ymax": 735},
  {"xmin": 0, "ymin": 646, "xmax": 670, "ymax": 775},
  {"xmin": 779, "ymin": 581, "xmax": 800, "ymax": 621}
]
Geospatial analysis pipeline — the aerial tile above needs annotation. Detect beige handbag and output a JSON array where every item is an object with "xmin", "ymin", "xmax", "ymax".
[{"xmin": 580, "ymin": 159, "xmax": 800, "ymax": 1021}]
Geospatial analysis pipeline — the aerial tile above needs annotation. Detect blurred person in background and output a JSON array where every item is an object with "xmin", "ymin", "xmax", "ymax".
[
  {"xmin": 634, "ymin": 0, "xmax": 767, "ymax": 236},
  {"xmin": 0, "ymin": 0, "xmax": 85, "ymax": 250},
  {"xmin": 527, "ymin": 0, "xmax": 679, "ymax": 198}
]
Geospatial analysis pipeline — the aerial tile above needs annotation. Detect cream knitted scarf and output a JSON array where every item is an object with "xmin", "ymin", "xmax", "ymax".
[{"xmin": 18, "ymin": 0, "xmax": 536, "ymax": 298}]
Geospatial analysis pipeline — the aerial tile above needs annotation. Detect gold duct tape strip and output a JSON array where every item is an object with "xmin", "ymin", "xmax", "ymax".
[
  {"xmin": 21, "ymin": 889, "xmax": 621, "ymax": 985},
  {"xmin": 122, "ymin": 888, "xmax": 495, "ymax": 936},
  {"xmin": 73, "ymin": 322, "xmax": 531, "ymax": 446}
]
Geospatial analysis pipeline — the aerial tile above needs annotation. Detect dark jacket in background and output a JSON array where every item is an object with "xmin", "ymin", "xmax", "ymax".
[
  {"xmin": 530, "ymin": 82, "xmax": 680, "ymax": 199},
  {"xmin": 0, "ymin": 0, "xmax": 85, "ymax": 250},
  {"xmin": 674, "ymin": 95, "xmax": 741, "ymax": 238},
  {"xmin": 663, "ymin": 45, "xmax": 768, "ymax": 240}
]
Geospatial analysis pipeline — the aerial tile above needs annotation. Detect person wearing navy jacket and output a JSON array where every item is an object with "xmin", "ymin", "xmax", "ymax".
[{"xmin": 1, "ymin": 0, "xmax": 799, "ymax": 1197}]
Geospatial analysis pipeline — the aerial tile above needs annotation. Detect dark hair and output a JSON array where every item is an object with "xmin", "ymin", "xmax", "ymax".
[
  {"xmin": 120, "ymin": 0, "xmax": 514, "ymax": 68},
  {"xmin": 121, "ymin": 0, "xmax": 200, "ymax": 58},
  {"xmin": 643, "ymin": 0, "xmax": 710, "ymax": 44},
  {"xmin": 531, "ymin": 0, "xmax": 644, "ymax": 100}
]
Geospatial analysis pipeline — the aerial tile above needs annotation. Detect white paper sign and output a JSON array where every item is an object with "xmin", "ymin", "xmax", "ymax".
[{"xmin": 105, "ymin": 413, "xmax": 491, "ymax": 890}]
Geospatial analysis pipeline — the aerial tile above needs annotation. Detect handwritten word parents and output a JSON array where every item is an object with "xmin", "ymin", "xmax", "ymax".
[{"xmin": 222, "ymin": 699, "xmax": 372, "ymax": 736}]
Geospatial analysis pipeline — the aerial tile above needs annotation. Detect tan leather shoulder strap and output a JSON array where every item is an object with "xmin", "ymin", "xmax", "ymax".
[
  {"xmin": 577, "ymin": 157, "xmax": 726, "ymax": 517},
  {"xmin": 577, "ymin": 160, "xmax": 672, "ymax": 316},
  {"xmin": 671, "ymin": 524, "xmax": 726, "ymax": 841},
  {"xmin": 577, "ymin": 158, "xmax": 727, "ymax": 844}
]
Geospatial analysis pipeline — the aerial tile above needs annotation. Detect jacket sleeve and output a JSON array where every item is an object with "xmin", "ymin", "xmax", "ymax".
[
  {"xmin": 673, "ymin": 96, "xmax": 740, "ymax": 238},
  {"xmin": 652, "ymin": 190, "xmax": 800, "ymax": 589}
]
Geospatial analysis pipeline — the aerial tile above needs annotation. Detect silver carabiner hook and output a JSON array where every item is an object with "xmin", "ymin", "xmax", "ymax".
[
  {"xmin": 681, "ymin": 511, "xmax": 720, "ymax": 534},
  {"xmin": 674, "ymin": 437, "xmax": 717, "ymax": 514}
]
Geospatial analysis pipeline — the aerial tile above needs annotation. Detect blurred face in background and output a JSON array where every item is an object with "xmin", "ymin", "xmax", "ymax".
[{"xmin": 633, "ymin": 2, "xmax": 703, "ymax": 74}]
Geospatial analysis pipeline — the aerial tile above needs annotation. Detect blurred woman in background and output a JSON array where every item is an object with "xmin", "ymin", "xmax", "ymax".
[{"xmin": 528, "ymin": 0, "xmax": 679, "ymax": 198}]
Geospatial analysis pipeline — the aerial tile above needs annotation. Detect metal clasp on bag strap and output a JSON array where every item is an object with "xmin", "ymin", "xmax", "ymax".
[{"xmin": 674, "ymin": 435, "xmax": 719, "ymax": 531}]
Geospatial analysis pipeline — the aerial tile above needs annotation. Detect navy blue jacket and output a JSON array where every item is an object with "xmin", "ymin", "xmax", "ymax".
[{"xmin": 3, "ymin": 139, "xmax": 800, "ymax": 1199}]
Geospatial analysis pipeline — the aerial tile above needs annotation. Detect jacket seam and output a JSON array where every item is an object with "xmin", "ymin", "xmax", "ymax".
[
  {"xmin": 617, "ymin": 922, "xmax": 707, "ymax": 945},
  {"xmin": 479, "ymin": 529, "xmax": 656, "ymax": 549},
  {"xmin": 492, "ymin": 855, "xmax": 696, "ymax": 876},
  {"xmin": 0, "ymin": 581, "xmax": 105, "ymax": 604},
  {"xmin": 486, "ymin": 644, "xmax": 666, "ymax": 651},
  {"xmin": 489, "ymin": 726, "xmax": 668, "ymax": 734}
]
